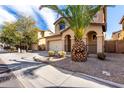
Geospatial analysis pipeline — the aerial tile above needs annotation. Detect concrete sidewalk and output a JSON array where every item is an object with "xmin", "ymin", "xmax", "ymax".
[
  {"xmin": 0, "ymin": 58, "xmax": 24, "ymax": 88},
  {"xmin": 0, "ymin": 53, "xmax": 112, "ymax": 88}
]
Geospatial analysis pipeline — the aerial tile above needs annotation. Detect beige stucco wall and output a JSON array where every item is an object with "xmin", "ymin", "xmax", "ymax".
[
  {"xmin": 38, "ymin": 31, "xmax": 53, "ymax": 46},
  {"xmin": 38, "ymin": 31, "xmax": 53, "ymax": 39},
  {"xmin": 46, "ymin": 24, "xmax": 104, "ymax": 53},
  {"xmin": 61, "ymin": 29, "xmax": 75, "ymax": 49},
  {"xmin": 46, "ymin": 7, "xmax": 106, "ymax": 53},
  {"xmin": 85, "ymin": 25, "xmax": 104, "ymax": 53},
  {"xmin": 38, "ymin": 31, "xmax": 42, "ymax": 39},
  {"xmin": 112, "ymin": 32, "xmax": 120, "ymax": 40},
  {"xmin": 44, "ymin": 31, "xmax": 53, "ymax": 37},
  {"xmin": 61, "ymin": 24, "xmax": 104, "ymax": 53},
  {"xmin": 46, "ymin": 35, "xmax": 62, "ymax": 41},
  {"xmin": 54, "ymin": 8, "xmax": 105, "ymax": 36},
  {"xmin": 112, "ymin": 30, "xmax": 124, "ymax": 40},
  {"xmin": 93, "ymin": 9, "xmax": 105, "ymax": 23},
  {"xmin": 87, "ymin": 32, "xmax": 97, "ymax": 44},
  {"xmin": 55, "ymin": 18, "xmax": 70, "ymax": 34},
  {"xmin": 38, "ymin": 38, "xmax": 46, "ymax": 45},
  {"xmin": 112, "ymin": 19, "xmax": 124, "ymax": 40},
  {"xmin": 46, "ymin": 35, "xmax": 62, "ymax": 50},
  {"xmin": 119, "ymin": 30, "xmax": 124, "ymax": 40}
]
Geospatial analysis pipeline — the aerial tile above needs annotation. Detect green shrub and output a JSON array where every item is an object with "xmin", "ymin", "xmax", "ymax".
[
  {"xmin": 58, "ymin": 51, "xmax": 66, "ymax": 57},
  {"xmin": 97, "ymin": 52, "xmax": 106, "ymax": 60},
  {"xmin": 48, "ymin": 51, "xmax": 55, "ymax": 57}
]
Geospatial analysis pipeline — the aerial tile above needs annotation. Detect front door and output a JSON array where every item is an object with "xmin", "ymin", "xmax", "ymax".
[
  {"xmin": 87, "ymin": 32, "xmax": 97, "ymax": 54},
  {"xmin": 65, "ymin": 35, "xmax": 71, "ymax": 52}
]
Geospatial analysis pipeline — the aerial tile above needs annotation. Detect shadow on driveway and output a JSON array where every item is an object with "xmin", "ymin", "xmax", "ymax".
[{"xmin": 0, "ymin": 58, "xmax": 47, "ymax": 83}]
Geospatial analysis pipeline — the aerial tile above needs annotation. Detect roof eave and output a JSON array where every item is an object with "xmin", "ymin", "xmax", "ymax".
[{"xmin": 119, "ymin": 16, "xmax": 124, "ymax": 24}]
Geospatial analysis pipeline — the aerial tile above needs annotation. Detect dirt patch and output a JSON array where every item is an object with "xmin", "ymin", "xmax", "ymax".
[{"xmin": 48, "ymin": 54, "xmax": 124, "ymax": 84}]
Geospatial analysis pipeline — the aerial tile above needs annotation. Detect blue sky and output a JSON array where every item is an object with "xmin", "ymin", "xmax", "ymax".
[
  {"xmin": 0, "ymin": 5, "xmax": 123, "ymax": 39},
  {"xmin": 0, "ymin": 5, "xmax": 57, "ymax": 31},
  {"xmin": 107, "ymin": 5, "xmax": 124, "ymax": 39}
]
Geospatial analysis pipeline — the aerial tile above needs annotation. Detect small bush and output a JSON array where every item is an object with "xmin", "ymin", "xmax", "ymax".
[
  {"xmin": 48, "ymin": 51, "xmax": 55, "ymax": 57},
  {"xmin": 97, "ymin": 52, "xmax": 106, "ymax": 60},
  {"xmin": 58, "ymin": 51, "xmax": 66, "ymax": 57}
]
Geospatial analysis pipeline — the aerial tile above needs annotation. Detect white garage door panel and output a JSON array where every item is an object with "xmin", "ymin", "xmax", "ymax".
[{"xmin": 49, "ymin": 41, "xmax": 62, "ymax": 51}]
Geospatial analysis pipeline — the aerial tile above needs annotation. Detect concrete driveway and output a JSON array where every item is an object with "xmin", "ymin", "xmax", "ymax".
[{"xmin": 0, "ymin": 53, "xmax": 112, "ymax": 88}]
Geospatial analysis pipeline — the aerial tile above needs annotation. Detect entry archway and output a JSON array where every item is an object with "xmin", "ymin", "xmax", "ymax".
[
  {"xmin": 64, "ymin": 35, "xmax": 71, "ymax": 52},
  {"xmin": 87, "ymin": 31, "xmax": 97, "ymax": 53}
]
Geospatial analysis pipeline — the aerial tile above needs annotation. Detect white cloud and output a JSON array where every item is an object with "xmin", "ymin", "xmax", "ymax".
[
  {"xmin": 39, "ymin": 8, "xmax": 57, "ymax": 32},
  {"xmin": 0, "ymin": 5, "xmax": 57, "ymax": 32},
  {"xmin": 0, "ymin": 7, "xmax": 17, "ymax": 25},
  {"xmin": 11, "ymin": 5, "xmax": 35, "ymax": 17}
]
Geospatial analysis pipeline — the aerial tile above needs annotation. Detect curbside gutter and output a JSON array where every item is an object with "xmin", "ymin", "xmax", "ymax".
[
  {"xmin": 1, "ymin": 55, "xmax": 123, "ymax": 88},
  {"xmin": 33, "ymin": 56, "xmax": 124, "ymax": 88},
  {"xmin": 77, "ymin": 73, "xmax": 124, "ymax": 88}
]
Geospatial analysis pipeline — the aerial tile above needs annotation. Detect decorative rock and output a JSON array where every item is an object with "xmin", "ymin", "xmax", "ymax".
[{"xmin": 102, "ymin": 71, "xmax": 111, "ymax": 76}]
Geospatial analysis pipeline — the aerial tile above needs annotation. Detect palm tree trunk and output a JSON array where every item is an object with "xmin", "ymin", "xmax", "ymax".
[{"xmin": 71, "ymin": 39, "xmax": 87, "ymax": 62}]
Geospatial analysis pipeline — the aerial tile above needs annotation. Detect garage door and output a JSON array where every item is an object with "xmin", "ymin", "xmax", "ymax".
[{"xmin": 49, "ymin": 40, "xmax": 62, "ymax": 51}]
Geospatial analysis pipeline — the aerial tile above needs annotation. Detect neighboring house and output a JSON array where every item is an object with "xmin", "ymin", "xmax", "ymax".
[
  {"xmin": 112, "ymin": 16, "xmax": 124, "ymax": 40},
  {"xmin": 37, "ymin": 30, "xmax": 53, "ymax": 50},
  {"xmin": 112, "ymin": 30, "xmax": 121, "ymax": 40},
  {"xmin": 45, "ymin": 7, "xmax": 107, "ymax": 54}
]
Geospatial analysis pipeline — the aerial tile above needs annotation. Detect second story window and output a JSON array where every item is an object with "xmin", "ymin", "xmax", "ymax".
[
  {"xmin": 59, "ymin": 20, "xmax": 66, "ymax": 30},
  {"xmin": 59, "ymin": 23, "xmax": 65, "ymax": 30}
]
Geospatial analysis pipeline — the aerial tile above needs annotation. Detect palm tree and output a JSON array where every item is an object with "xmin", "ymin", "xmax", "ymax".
[{"xmin": 39, "ymin": 5, "xmax": 102, "ymax": 62}]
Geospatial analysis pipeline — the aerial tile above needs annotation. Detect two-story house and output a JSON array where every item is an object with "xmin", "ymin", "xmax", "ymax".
[
  {"xmin": 45, "ymin": 7, "xmax": 107, "ymax": 54},
  {"xmin": 112, "ymin": 16, "xmax": 124, "ymax": 40},
  {"xmin": 112, "ymin": 30, "xmax": 121, "ymax": 40},
  {"xmin": 37, "ymin": 30, "xmax": 53, "ymax": 50}
]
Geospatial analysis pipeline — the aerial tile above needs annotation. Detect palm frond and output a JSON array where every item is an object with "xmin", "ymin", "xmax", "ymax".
[{"xmin": 39, "ymin": 5, "xmax": 102, "ymax": 40}]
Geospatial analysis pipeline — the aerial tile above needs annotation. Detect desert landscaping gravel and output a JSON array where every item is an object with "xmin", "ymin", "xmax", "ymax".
[{"xmin": 47, "ymin": 53, "xmax": 124, "ymax": 84}]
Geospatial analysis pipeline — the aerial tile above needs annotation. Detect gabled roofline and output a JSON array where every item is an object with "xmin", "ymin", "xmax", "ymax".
[
  {"xmin": 53, "ymin": 17, "xmax": 66, "ymax": 25},
  {"xmin": 119, "ymin": 16, "xmax": 124, "ymax": 24},
  {"xmin": 53, "ymin": 6, "xmax": 107, "ymax": 26},
  {"xmin": 112, "ymin": 30, "xmax": 121, "ymax": 34},
  {"xmin": 46, "ymin": 22, "xmax": 106, "ymax": 39},
  {"xmin": 36, "ymin": 29, "xmax": 53, "ymax": 33},
  {"xmin": 53, "ymin": 16, "xmax": 106, "ymax": 25},
  {"xmin": 53, "ymin": 13, "xmax": 106, "ymax": 32},
  {"xmin": 60, "ymin": 23, "xmax": 106, "ymax": 33},
  {"xmin": 45, "ymin": 34, "xmax": 61, "ymax": 38}
]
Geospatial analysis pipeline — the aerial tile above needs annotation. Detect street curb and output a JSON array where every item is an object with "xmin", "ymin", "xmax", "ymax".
[
  {"xmin": 77, "ymin": 73, "xmax": 124, "ymax": 88},
  {"xmin": 33, "ymin": 56, "xmax": 124, "ymax": 88},
  {"xmin": 1, "ymin": 55, "xmax": 123, "ymax": 88}
]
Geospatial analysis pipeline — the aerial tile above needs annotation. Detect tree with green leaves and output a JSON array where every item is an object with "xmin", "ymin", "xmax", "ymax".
[
  {"xmin": 15, "ymin": 16, "xmax": 38, "ymax": 51},
  {"xmin": 21, "ymin": 28, "xmax": 38, "ymax": 51},
  {"xmin": 40, "ymin": 5, "xmax": 101, "ymax": 62},
  {"xmin": 0, "ymin": 22, "xmax": 21, "ymax": 47},
  {"xmin": 0, "ymin": 16, "xmax": 38, "ymax": 52}
]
